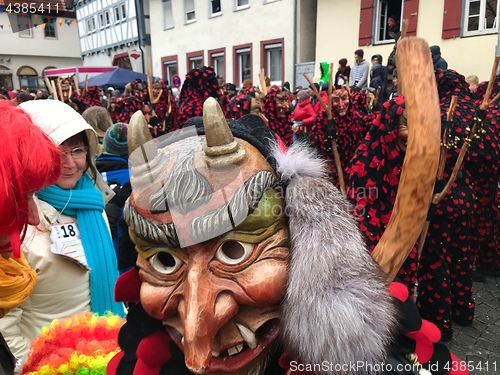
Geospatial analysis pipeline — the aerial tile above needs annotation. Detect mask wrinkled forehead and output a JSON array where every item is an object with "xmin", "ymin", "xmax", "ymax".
[{"xmin": 126, "ymin": 126, "xmax": 279, "ymax": 248}]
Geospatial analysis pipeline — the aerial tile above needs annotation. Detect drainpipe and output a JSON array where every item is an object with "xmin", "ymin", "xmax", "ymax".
[{"xmin": 135, "ymin": 0, "xmax": 146, "ymax": 73}]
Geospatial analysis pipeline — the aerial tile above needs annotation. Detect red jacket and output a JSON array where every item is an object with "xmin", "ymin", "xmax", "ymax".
[{"xmin": 291, "ymin": 99, "xmax": 316, "ymax": 135}]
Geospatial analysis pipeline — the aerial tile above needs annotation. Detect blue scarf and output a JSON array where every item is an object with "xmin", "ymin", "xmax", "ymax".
[{"xmin": 36, "ymin": 173, "xmax": 124, "ymax": 317}]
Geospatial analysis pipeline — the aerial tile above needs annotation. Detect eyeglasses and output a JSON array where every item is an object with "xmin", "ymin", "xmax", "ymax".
[{"xmin": 59, "ymin": 146, "xmax": 88, "ymax": 160}]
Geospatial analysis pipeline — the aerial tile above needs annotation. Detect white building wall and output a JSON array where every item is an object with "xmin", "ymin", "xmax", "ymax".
[
  {"xmin": 149, "ymin": 0, "xmax": 295, "ymax": 88},
  {"xmin": 77, "ymin": 0, "xmax": 138, "ymax": 55},
  {"xmin": 0, "ymin": 12, "xmax": 81, "ymax": 90},
  {"xmin": 317, "ymin": 0, "xmax": 496, "ymax": 83}
]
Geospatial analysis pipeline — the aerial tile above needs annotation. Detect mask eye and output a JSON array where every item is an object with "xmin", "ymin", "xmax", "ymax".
[
  {"xmin": 150, "ymin": 251, "xmax": 183, "ymax": 274},
  {"xmin": 215, "ymin": 240, "xmax": 254, "ymax": 265}
]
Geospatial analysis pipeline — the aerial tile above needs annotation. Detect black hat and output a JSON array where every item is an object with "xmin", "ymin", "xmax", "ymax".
[{"xmin": 226, "ymin": 83, "xmax": 236, "ymax": 91}]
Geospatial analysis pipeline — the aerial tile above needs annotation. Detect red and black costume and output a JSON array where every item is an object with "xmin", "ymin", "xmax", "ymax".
[
  {"xmin": 261, "ymin": 85, "xmax": 293, "ymax": 145},
  {"xmin": 468, "ymin": 77, "xmax": 500, "ymax": 276},
  {"xmin": 308, "ymin": 90, "xmax": 371, "ymax": 186},
  {"xmin": 174, "ymin": 66, "xmax": 222, "ymax": 131},
  {"xmin": 417, "ymin": 69, "xmax": 478, "ymax": 340},
  {"xmin": 348, "ymin": 96, "xmax": 418, "ymax": 290}
]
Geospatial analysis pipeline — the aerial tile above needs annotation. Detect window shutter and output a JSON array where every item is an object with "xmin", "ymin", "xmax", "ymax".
[
  {"xmin": 402, "ymin": 0, "xmax": 419, "ymax": 36},
  {"xmin": 358, "ymin": 0, "xmax": 374, "ymax": 46},
  {"xmin": 442, "ymin": 0, "xmax": 461, "ymax": 39}
]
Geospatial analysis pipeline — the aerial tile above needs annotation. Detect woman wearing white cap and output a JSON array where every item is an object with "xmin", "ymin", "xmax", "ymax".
[{"xmin": 0, "ymin": 100, "xmax": 124, "ymax": 372}]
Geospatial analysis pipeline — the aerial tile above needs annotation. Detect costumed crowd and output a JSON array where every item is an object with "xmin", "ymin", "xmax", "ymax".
[{"xmin": 0, "ymin": 33, "xmax": 498, "ymax": 375}]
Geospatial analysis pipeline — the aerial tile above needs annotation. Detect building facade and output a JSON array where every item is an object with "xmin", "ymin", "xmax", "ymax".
[
  {"xmin": 149, "ymin": 0, "xmax": 317, "ymax": 91},
  {"xmin": 0, "ymin": 0, "xmax": 81, "ymax": 91},
  {"xmin": 316, "ymin": 0, "xmax": 499, "ymax": 82},
  {"xmin": 73, "ymin": 0, "xmax": 151, "ymax": 73}
]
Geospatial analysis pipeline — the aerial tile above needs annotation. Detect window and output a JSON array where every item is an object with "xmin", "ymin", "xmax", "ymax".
[
  {"xmin": 99, "ymin": 11, "xmax": 110, "ymax": 29},
  {"xmin": 17, "ymin": 15, "xmax": 32, "ymax": 38},
  {"xmin": 262, "ymin": 41, "xmax": 283, "ymax": 86},
  {"xmin": 464, "ymin": 0, "xmax": 499, "ymax": 35},
  {"xmin": 114, "ymin": 4, "xmax": 126, "ymax": 23},
  {"xmin": 163, "ymin": 0, "xmax": 174, "ymax": 29},
  {"xmin": 87, "ymin": 17, "xmax": 96, "ymax": 34},
  {"xmin": 374, "ymin": 0, "xmax": 402, "ymax": 43},
  {"xmin": 0, "ymin": 65, "xmax": 13, "ymax": 90},
  {"xmin": 358, "ymin": 0, "xmax": 418, "ymax": 46},
  {"xmin": 235, "ymin": 0, "xmax": 249, "ymax": 10},
  {"xmin": 209, "ymin": 49, "xmax": 225, "ymax": 77},
  {"xmin": 210, "ymin": 0, "xmax": 221, "ymax": 16},
  {"xmin": 234, "ymin": 45, "xmax": 252, "ymax": 86},
  {"xmin": 43, "ymin": 17, "xmax": 57, "ymax": 39},
  {"xmin": 185, "ymin": 0, "xmax": 196, "ymax": 23},
  {"xmin": 17, "ymin": 66, "xmax": 38, "ymax": 91},
  {"xmin": 189, "ymin": 56, "xmax": 203, "ymax": 70},
  {"xmin": 263, "ymin": 0, "xmax": 280, "ymax": 3},
  {"xmin": 121, "ymin": 3, "xmax": 127, "ymax": 19},
  {"xmin": 162, "ymin": 58, "xmax": 178, "ymax": 87}
]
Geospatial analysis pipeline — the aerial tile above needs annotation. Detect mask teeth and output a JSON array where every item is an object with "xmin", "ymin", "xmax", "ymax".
[{"xmin": 235, "ymin": 323, "xmax": 258, "ymax": 349}]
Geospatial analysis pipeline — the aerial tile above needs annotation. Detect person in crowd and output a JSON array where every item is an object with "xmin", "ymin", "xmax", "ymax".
[
  {"xmin": 261, "ymin": 84, "xmax": 293, "ymax": 145},
  {"xmin": 14, "ymin": 92, "xmax": 31, "ymax": 104},
  {"xmin": 82, "ymin": 105, "xmax": 114, "ymax": 155},
  {"xmin": 0, "ymin": 100, "xmax": 60, "ymax": 375},
  {"xmin": 225, "ymin": 83, "xmax": 237, "ymax": 99},
  {"xmin": 430, "ymin": 45, "xmax": 448, "ymax": 71},
  {"xmin": 371, "ymin": 54, "xmax": 388, "ymax": 102},
  {"xmin": 465, "ymin": 74, "xmax": 479, "ymax": 93},
  {"xmin": 317, "ymin": 61, "xmax": 331, "ymax": 87},
  {"xmin": 308, "ymin": 82, "xmax": 327, "ymax": 114},
  {"xmin": 389, "ymin": 68, "xmax": 399, "ymax": 99},
  {"xmin": 291, "ymin": 89, "xmax": 316, "ymax": 143},
  {"xmin": 468, "ymin": 76, "xmax": 500, "ymax": 278},
  {"xmin": 387, "ymin": 15, "xmax": 401, "ymax": 40},
  {"xmin": 107, "ymin": 98, "xmax": 465, "ymax": 375},
  {"xmin": 0, "ymin": 100, "xmax": 124, "ymax": 370},
  {"xmin": 348, "ymin": 96, "xmax": 417, "ymax": 291},
  {"xmin": 349, "ymin": 49, "xmax": 370, "ymax": 91},
  {"xmin": 334, "ymin": 58, "xmax": 351, "ymax": 87},
  {"xmin": 35, "ymin": 89, "xmax": 49, "ymax": 100},
  {"xmin": 368, "ymin": 63, "xmax": 386, "ymax": 106},
  {"xmin": 174, "ymin": 66, "xmax": 223, "ymax": 131},
  {"xmin": 96, "ymin": 122, "xmax": 135, "ymax": 275},
  {"xmin": 416, "ymin": 70, "xmax": 477, "ymax": 341},
  {"xmin": 308, "ymin": 83, "xmax": 371, "ymax": 186}
]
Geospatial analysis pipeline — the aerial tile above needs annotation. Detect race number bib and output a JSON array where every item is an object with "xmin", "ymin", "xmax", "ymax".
[{"xmin": 50, "ymin": 222, "xmax": 89, "ymax": 270}]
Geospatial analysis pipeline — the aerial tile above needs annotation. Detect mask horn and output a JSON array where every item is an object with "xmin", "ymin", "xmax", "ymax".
[
  {"xmin": 203, "ymin": 97, "xmax": 246, "ymax": 166},
  {"xmin": 128, "ymin": 109, "xmax": 153, "ymax": 156}
]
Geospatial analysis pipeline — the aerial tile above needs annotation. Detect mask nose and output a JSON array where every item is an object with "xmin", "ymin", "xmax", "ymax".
[{"xmin": 179, "ymin": 257, "xmax": 238, "ymax": 373}]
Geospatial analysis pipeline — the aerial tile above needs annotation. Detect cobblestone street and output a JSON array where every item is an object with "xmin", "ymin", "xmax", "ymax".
[{"xmin": 446, "ymin": 275, "xmax": 500, "ymax": 374}]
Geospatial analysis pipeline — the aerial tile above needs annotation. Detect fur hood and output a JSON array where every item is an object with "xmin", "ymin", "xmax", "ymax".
[{"xmin": 274, "ymin": 142, "xmax": 396, "ymax": 374}]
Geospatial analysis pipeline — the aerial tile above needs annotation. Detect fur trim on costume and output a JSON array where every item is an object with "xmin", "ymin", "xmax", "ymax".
[
  {"xmin": 275, "ymin": 144, "xmax": 396, "ymax": 374},
  {"xmin": 272, "ymin": 142, "xmax": 327, "ymax": 182}
]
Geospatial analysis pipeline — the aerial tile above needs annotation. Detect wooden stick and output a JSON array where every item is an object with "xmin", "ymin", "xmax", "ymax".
[
  {"xmin": 44, "ymin": 77, "xmax": 56, "ymax": 99},
  {"xmin": 259, "ymin": 69, "xmax": 268, "ymax": 96},
  {"xmin": 432, "ymin": 123, "xmax": 478, "ymax": 204},
  {"xmin": 371, "ymin": 37, "xmax": 441, "ymax": 283},
  {"xmin": 147, "ymin": 56, "xmax": 153, "ymax": 102},
  {"xmin": 51, "ymin": 80, "xmax": 59, "ymax": 101},
  {"xmin": 400, "ymin": 19, "xmax": 409, "ymax": 40},
  {"xmin": 57, "ymin": 77, "xmax": 63, "ymax": 101},
  {"xmin": 72, "ymin": 75, "xmax": 80, "ymax": 96},
  {"xmin": 481, "ymin": 56, "xmax": 500, "ymax": 111},
  {"xmin": 83, "ymin": 75, "xmax": 88, "ymax": 97},
  {"xmin": 303, "ymin": 72, "xmax": 328, "ymax": 112}
]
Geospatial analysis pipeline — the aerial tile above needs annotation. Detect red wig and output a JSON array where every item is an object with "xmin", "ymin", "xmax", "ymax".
[{"xmin": 0, "ymin": 100, "xmax": 61, "ymax": 257}]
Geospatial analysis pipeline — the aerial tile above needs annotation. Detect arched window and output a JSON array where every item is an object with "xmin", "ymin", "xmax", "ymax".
[
  {"xmin": 0, "ymin": 65, "xmax": 13, "ymax": 90},
  {"xmin": 17, "ymin": 66, "xmax": 38, "ymax": 91}
]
